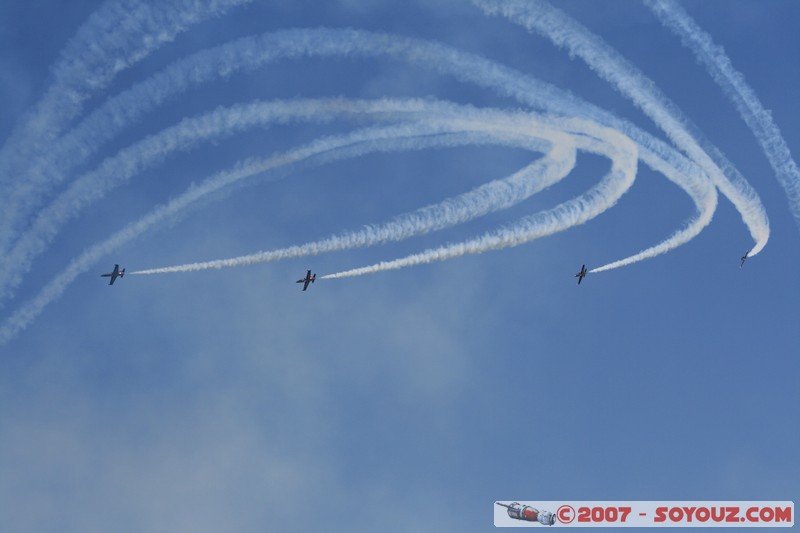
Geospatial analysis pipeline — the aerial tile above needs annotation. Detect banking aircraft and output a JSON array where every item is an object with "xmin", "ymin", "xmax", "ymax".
[
  {"xmin": 296, "ymin": 270, "xmax": 316, "ymax": 291},
  {"xmin": 101, "ymin": 264, "xmax": 125, "ymax": 285},
  {"xmin": 740, "ymin": 250, "xmax": 749, "ymax": 267},
  {"xmin": 575, "ymin": 264, "xmax": 587, "ymax": 285}
]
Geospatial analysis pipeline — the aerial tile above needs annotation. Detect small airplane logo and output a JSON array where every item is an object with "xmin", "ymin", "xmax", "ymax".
[
  {"xmin": 296, "ymin": 270, "xmax": 316, "ymax": 291},
  {"xmin": 740, "ymin": 250, "xmax": 749, "ymax": 267},
  {"xmin": 101, "ymin": 264, "xmax": 125, "ymax": 285},
  {"xmin": 575, "ymin": 264, "xmax": 587, "ymax": 285}
]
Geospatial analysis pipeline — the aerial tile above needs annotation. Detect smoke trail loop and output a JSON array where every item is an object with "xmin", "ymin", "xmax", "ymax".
[{"xmin": 473, "ymin": 0, "xmax": 769, "ymax": 255}]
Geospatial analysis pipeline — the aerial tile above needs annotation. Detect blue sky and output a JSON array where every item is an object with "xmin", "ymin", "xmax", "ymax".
[{"xmin": 0, "ymin": 1, "xmax": 798, "ymax": 531}]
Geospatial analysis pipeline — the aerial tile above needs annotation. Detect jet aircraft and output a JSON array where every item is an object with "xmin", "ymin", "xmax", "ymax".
[
  {"xmin": 296, "ymin": 270, "xmax": 316, "ymax": 291},
  {"xmin": 101, "ymin": 264, "xmax": 125, "ymax": 285},
  {"xmin": 740, "ymin": 250, "xmax": 749, "ymax": 267},
  {"xmin": 575, "ymin": 264, "xmax": 587, "ymax": 285}
]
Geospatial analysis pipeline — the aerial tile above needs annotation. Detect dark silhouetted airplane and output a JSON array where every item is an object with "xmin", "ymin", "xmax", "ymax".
[
  {"xmin": 575, "ymin": 264, "xmax": 587, "ymax": 285},
  {"xmin": 101, "ymin": 264, "xmax": 125, "ymax": 285},
  {"xmin": 296, "ymin": 270, "xmax": 316, "ymax": 291}
]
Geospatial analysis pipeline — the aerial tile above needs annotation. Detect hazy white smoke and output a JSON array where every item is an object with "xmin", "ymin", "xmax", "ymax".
[
  {"xmin": 2, "ymin": 98, "xmax": 556, "ymax": 302},
  {"xmin": 645, "ymin": 0, "xmax": 800, "ymax": 233},
  {"xmin": 1, "ymin": 4, "xmax": 785, "ymax": 344},
  {"xmin": 322, "ymin": 122, "xmax": 638, "ymax": 279},
  {"xmin": 0, "ymin": 0, "xmax": 252, "ymax": 254},
  {"xmin": 474, "ymin": 0, "xmax": 769, "ymax": 255}
]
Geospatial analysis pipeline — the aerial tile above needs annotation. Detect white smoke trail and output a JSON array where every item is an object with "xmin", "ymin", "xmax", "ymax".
[
  {"xmin": 0, "ymin": 21, "xmax": 734, "ymax": 340},
  {"xmin": 0, "ymin": 119, "xmax": 570, "ymax": 345},
  {"xmin": 129, "ymin": 139, "xmax": 577, "ymax": 275},
  {"xmin": 0, "ymin": 127, "xmax": 484, "ymax": 344},
  {"xmin": 322, "ymin": 127, "xmax": 638, "ymax": 279},
  {"xmin": 644, "ymin": 0, "xmax": 800, "ymax": 234},
  {"xmin": 0, "ymin": 102, "xmax": 640, "ymax": 343},
  {"xmin": 474, "ymin": 0, "xmax": 769, "ymax": 256},
  {"xmin": 589, "ymin": 144, "xmax": 716, "ymax": 273},
  {"xmin": 2, "ymin": 98, "xmax": 537, "ymax": 303},
  {"xmin": 0, "ymin": 0, "xmax": 251, "ymax": 254},
  {"xmin": 2, "ymin": 28, "xmax": 717, "ymax": 280},
  {"xmin": 0, "ymin": 29, "xmax": 708, "ymax": 262},
  {"xmin": 131, "ymin": 113, "xmax": 640, "ymax": 277},
  {"xmin": 0, "ymin": 30, "xmax": 715, "ymax": 294}
]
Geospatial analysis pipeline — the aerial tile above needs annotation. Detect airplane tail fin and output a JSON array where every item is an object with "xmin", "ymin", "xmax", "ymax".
[
  {"xmin": 311, "ymin": 274, "xmax": 316, "ymax": 283},
  {"xmin": 120, "ymin": 269, "xmax": 126, "ymax": 278}
]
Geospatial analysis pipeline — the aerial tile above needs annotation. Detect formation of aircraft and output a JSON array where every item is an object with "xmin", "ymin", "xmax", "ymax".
[
  {"xmin": 102, "ymin": 255, "xmax": 751, "ymax": 289},
  {"xmin": 575, "ymin": 264, "xmax": 587, "ymax": 285},
  {"xmin": 296, "ymin": 270, "xmax": 316, "ymax": 291},
  {"xmin": 100, "ymin": 264, "xmax": 125, "ymax": 285},
  {"xmin": 100, "ymin": 264, "xmax": 321, "ymax": 290},
  {"xmin": 741, "ymin": 250, "xmax": 749, "ymax": 267}
]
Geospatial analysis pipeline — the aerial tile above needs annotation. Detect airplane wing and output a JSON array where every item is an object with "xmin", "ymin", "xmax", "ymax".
[
  {"xmin": 108, "ymin": 264, "xmax": 120, "ymax": 285},
  {"xmin": 297, "ymin": 271, "xmax": 314, "ymax": 290}
]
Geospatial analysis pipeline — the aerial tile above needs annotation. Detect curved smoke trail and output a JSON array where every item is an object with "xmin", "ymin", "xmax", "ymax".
[
  {"xmin": 129, "ymin": 112, "xmax": 639, "ymax": 277},
  {"xmin": 644, "ymin": 0, "xmax": 800, "ymax": 233},
  {"xmin": 323, "ymin": 127, "xmax": 637, "ymax": 279},
  {"xmin": 129, "ymin": 147, "xmax": 576, "ymax": 275},
  {"xmin": 0, "ymin": 119, "xmax": 571, "ymax": 343},
  {"xmin": 0, "ymin": 2, "xmax": 789, "ymax": 345},
  {"xmin": 2, "ymin": 28, "xmax": 717, "ymax": 288},
  {"xmin": 474, "ymin": 0, "xmax": 769, "ymax": 256},
  {"xmin": 0, "ymin": 0, "xmax": 251, "ymax": 254},
  {"xmin": 0, "ymin": 98, "xmax": 571, "ymax": 303},
  {"xmin": 0, "ymin": 96, "xmax": 644, "ymax": 340}
]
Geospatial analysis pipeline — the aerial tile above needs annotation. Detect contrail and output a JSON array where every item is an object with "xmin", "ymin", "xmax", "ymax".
[
  {"xmin": 0, "ymin": 118, "xmax": 572, "ymax": 345},
  {"xmin": 322, "ymin": 127, "xmax": 638, "ymax": 279},
  {"xmin": 645, "ymin": 0, "xmax": 800, "ymax": 234},
  {"xmin": 128, "ymin": 136, "xmax": 577, "ymax": 275},
  {"xmin": 2, "ymin": 97, "xmax": 532, "ymax": 303},
  {"xmin": 0, "ymin": 0, "xmax": 252, "ymax": 254},
  {"xmin": 0, "ymin": 126, "xmax": 488, "ymax": 344},
  {"xmin": 2, "ymin": 29, "xmax": 717, "ymax": 281},
  {"xmin": 130, "ymin": 113, "xmax": 640, "ymax": 277},
  {"xmin": 0, "ymin": 102, "xmax": 638, "ymax": 343},
  {"xmin": 474, "ymin": 0, "xmax": 769, "ymax": 256},
  {"xmin": 589, "ymin": 143, "xmax": 716, "ymax": 273},
  {"xmin": 1, "ymin": 17, "xmax": 750, "ymax": 340}
]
